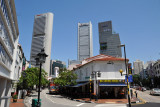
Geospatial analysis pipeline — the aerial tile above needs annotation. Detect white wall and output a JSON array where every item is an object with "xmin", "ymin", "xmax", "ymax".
[{"xmin": 74, "ymin": 60, "xmax": 126, "ymax": 82}]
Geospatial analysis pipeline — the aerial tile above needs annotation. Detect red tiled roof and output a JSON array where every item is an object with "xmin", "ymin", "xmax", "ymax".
[{"xmin": 73, "ymin": 54, "xmax": 129, "ymax": 70}]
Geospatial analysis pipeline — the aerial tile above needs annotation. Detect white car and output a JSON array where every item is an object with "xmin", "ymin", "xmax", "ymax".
[{"xmin": 150, "ymin": 88, "xmax": 160, "ymax": 95}]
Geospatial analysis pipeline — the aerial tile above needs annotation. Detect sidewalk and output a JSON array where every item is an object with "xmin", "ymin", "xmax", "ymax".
[
  {"xmin": 9, "ymin": 99, "xmax": 25, "ymax": 107},
  {"xmin": 75, "ymin": 94, "xmax": 140, "ymax": 104}
]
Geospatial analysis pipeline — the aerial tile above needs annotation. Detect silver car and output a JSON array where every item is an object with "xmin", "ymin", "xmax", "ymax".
[{"xmin": 150, "ymin": 88, "xmax": 160, "ymax": 95}]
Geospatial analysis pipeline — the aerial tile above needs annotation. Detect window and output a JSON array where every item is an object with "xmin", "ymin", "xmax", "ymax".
[{"xmin": 100, "ymin": 42, "xmax": 107, "ymax": 50}]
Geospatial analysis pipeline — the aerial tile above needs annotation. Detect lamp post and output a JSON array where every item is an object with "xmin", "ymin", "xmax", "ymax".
[
  {"xmin": 91, "ymin": 71, "xmax": 101, "ymax": 101},
  {"xmin": 118, "ymin": 44, "xmax": 131, "ymax": 107},
  {"xmin": 35, "ymin": 49, "xmax": 48, "ymax": 107}
]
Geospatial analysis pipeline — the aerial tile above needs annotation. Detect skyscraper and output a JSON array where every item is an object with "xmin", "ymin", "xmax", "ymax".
[
  {"xmin": 98, "ymin": 21, "xmax": 122, "ymax": 57},
  {"xmin": 133, "ymin": 59, "xmax": 144, "ymax": 74},
  {"xmin": 78, "ymin": 22, "xmax": 93, "ymax": 61},
  {"xmin": 30, "ymin": 13, "xmax": 53, "ymax": 76}
]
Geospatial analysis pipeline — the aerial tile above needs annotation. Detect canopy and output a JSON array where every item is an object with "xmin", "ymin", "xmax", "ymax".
[
  {"xmin": 71, "ymin": 82, "xmax": 89, "ymax": 87},
  {"xmin": 99, "ymin": 83, "xmax": 127, "ymax": 86}
]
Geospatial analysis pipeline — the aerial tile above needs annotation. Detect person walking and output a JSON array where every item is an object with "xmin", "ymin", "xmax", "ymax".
[
  {"xmin": 130, "ymin": 89, "xmax": 133, "ymax": 98},
  {"xmin": 135, "ymin": 91, "xmax": 138, "ymax": 98}
]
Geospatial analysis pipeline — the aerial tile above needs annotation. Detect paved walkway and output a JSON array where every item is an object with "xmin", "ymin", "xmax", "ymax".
[
  {"xmin": 76, "ymin": 96, "xmax": 139, "ymax": 104},
  {"xmin": 9, "ymin": 99, "xmax": 24, "ymax": 107}
]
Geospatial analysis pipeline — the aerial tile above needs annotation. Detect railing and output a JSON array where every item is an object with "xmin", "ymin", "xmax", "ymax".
[{"xmin": 0, "ymin": 96, "xmax": 11, "ymax": 107}]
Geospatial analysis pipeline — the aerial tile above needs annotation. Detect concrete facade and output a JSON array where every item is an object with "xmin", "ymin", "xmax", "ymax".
[
  {"xmin": 50, "ymin": 60, "xmax": 66, "ymax": 77},
  {"xmin": 74, "ymin": 54, "xmax": 128, "ymax": 98},
  {"xmin": 133, "ymin": 59, "xmax": 144, "ymax": 74},
  {"xmin": 153, "ymin": 59, "xmax": 160, "ymax": 77},
  {"xmin": 98, "ymin": 21, "xmax": 122, "ymax": 57},
  {"xmin": 0, "ymin": 0, "xmax": 19, "ymax": 106},
  {"xmin": 30, "ymin": 13, "xmax": 54, "ymax": 76},
  {"xmin": 78, "ymin": 22, "xmax": 93, "ymax": 61}
]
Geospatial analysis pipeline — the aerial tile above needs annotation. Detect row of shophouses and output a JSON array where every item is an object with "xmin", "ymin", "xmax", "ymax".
[{"xmin": 0, "ymin": 0, "xmax": 29, "ymax": 107}]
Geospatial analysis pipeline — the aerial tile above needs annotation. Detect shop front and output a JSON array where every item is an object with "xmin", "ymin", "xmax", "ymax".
[{"xmin": 98, "ymin": 79, "xmax": 127, "ymax": 99}]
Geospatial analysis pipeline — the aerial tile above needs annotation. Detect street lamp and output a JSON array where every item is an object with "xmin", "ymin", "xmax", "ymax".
[
  {"xmin": 35, "ymin": 48, "xmax": 48, "ymax": 107},
  {"xmin": 91, "ymin": 71, "xmax": 101, "ymax": 101},
  {"xmin": 118, "ymin": 44, "xmax": 131, "ymax": 107}
]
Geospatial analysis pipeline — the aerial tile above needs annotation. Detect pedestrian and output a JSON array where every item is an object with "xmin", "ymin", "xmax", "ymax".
[
  {"xmin": 135, "ymin": 91, "xmax": 138, "ymax": 98},
  {"xmin": 130, "ymin": 89, "xmax": 133, "ymax": 98}
]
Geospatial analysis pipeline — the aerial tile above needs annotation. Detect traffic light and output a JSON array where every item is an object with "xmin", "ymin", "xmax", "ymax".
[{"xmin": 128, "ymin": 63, "xmax": 132, "ymax": 74}]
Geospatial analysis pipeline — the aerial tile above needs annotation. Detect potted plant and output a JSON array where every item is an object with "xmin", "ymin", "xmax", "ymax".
[{"xmin": 13, "ymin": 94, "xmax": 18, "ymax": 102}]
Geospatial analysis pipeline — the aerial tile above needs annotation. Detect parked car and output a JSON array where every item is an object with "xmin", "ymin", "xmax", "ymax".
[
  {"xmin": 150, "ymin": 88, "xmax": 160, "ymax": 95},
  {"xmin": 141, "ymin": 87, "xmax": 146, "ymax": 91}
]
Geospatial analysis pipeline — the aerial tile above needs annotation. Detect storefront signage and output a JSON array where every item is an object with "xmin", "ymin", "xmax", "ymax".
[{"xmin": 100, "ymin": 80, "xmax": 125, "ymax": 83}]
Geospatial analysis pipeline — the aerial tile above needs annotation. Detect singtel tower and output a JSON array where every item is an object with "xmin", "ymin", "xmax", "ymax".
[{"xmin": 30, "ymin": 13, "xmax": 53, "ymax": 76}]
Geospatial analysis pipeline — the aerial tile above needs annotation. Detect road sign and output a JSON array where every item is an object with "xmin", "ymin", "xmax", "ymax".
[{"xmin": 125, "ymin": 75, "xmax": 133, "ymax": 82}]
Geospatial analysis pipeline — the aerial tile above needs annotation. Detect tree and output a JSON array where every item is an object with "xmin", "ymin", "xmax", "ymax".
[
  {"xmin": 17, "ymin": 67, "xmax": 49, "ymax": 89},
  {"xmin": 54, "ymin": 69, "xmax": 77, "ymax": 86},
  {"xmin": 132, "ymin": 74, "xmax": 140, "ymax": 86}
]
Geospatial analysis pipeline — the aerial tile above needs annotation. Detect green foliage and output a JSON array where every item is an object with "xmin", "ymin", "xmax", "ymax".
[
  {"xmin": 17, "ymin": 67, "xmax": 49, "ymax": 89},
  {"xmin": 13, "ymin": 94, "xmax": 18, "ymax": 99},
  {"xmin": 132, "ymin": 74, "xmax": 140, "ymax": 85},
  {"xmin": 54, "ymin": 69, "xmax": 77, "ymax": 86}
]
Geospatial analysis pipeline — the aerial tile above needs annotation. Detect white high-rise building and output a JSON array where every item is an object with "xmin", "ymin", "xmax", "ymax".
[
  {"xmin": 133, "ymin": 59, "xmax": 144, "ymax": 74},
  {"xmin": 30, "ymin": 13, "xmax": 53, "ymax": 76},
  {"xmin": 78, "ymin": 22, "xmax": 93, "ymax": 61},
  {"xmin": 0, "ymin": 0, "xmax": 19, "ymax": 106}
]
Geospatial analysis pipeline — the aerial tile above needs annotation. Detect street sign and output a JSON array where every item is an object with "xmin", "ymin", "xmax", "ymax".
[{"xmin": 125, "ymin": 75, "xmax": 133, "ymax": 82}]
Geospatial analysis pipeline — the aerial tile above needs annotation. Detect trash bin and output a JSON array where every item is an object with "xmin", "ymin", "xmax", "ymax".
[{"xmin": 32, "ymin": 99, "xmax": 41, "ymax": 107}]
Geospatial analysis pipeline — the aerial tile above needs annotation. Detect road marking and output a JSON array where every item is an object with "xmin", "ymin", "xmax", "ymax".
[
  {"xmin": 95, "ymin": 104, "xmax": 127, "ymax": 107},
  {"xmin": 76, "ymin": 103, "xmax": 85, "ymax": 106},
  {"xmin": 43, "ymin": 89, "xmax": 55, "ymax": 103}
]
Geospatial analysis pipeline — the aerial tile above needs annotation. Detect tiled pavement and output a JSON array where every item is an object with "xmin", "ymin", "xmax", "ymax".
[
  {"xmin": 9, "ymin": 99, "xmax": 24, "ymax": 107},
  {"xmin": 75, "ymin": 96, "xmax": 139, "ymax": 104}
]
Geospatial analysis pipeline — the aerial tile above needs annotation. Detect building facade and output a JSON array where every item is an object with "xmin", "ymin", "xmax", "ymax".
[
  {"xmin": 30, "ymin": 13, "xmax": 53, "ymax": 76},
  {"xmin": 74, "ymin": 54, "xmax": 128, "ymax": 98},
  {"xmin": 98, "ymin": 21, "xmax": 122, "ymax": 57},
  {"xmin": 78, "ymin": 22, "xmax": 93, "ymax": 61},
  {"xmin": 153, "ymin": 59, "xmax": 160, "ymax": 77},
  {"xmin": 0, "ymin": 0, "xmax": 19, "ymax": 106},
  {"xmin": 50, "ymin": 60, "xmax": 66, "ymax": 78},
  {"xmin": 133, "ymin": 59, "xmax": 144, "ymax": 74}
]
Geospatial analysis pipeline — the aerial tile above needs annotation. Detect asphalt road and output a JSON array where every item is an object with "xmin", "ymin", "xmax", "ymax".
[
  {"xmin": 132, "ymin": 89, "xmax": 160, "ymax": 103},
  {"xmin": 24, "ymin": 88, "xmax": 160, "ymax": 107},
  {"xmin": 132, "ymin": 103, "xmax": 160, "ymax": 107}
]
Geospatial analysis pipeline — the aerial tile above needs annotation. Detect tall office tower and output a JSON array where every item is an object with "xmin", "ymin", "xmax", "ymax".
[
  {"xmin": 98, "ymin": 21, "xmax": 122, "ymax": 57},
  {"xmin": 0, "ymin": 0, "xmax": 19, "ymax": 106},
  {"xmin": 78, "ymin": 22, "xmax": 93, "ymax": 61},
  {"xmin": 133, "ymin": 59, "xmax": 144, "ymax": 74},
  {"xmin": 30, "ymin": 13, "xmax": 53, "ymax": 76}
]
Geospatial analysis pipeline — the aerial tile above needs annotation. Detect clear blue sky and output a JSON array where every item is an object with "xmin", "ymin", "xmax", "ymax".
[{"xmin": 15, "ymin": 0, "xmax": 160, "ymax": 66}]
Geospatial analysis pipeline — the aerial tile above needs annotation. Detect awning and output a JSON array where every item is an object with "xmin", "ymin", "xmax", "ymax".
[
  {"xmin": 99, "ymin": 83, "xmax": 127, "ymax": 86},
  {"xmin": 71, "ymin": 82, "xmax": 89, "ymax": 87}
]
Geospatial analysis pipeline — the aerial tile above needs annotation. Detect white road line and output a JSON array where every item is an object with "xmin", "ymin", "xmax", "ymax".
[
  {"xmin": 76, "ymin": 103, "xmax": 85, "ymax": 106},
  {"xmin": 43, "ymin": 89, "xmax": 55, "ymax": 103},
  {"xmin": 95, "ymin": 104, "xmax": 127, "ymax": 107}
]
